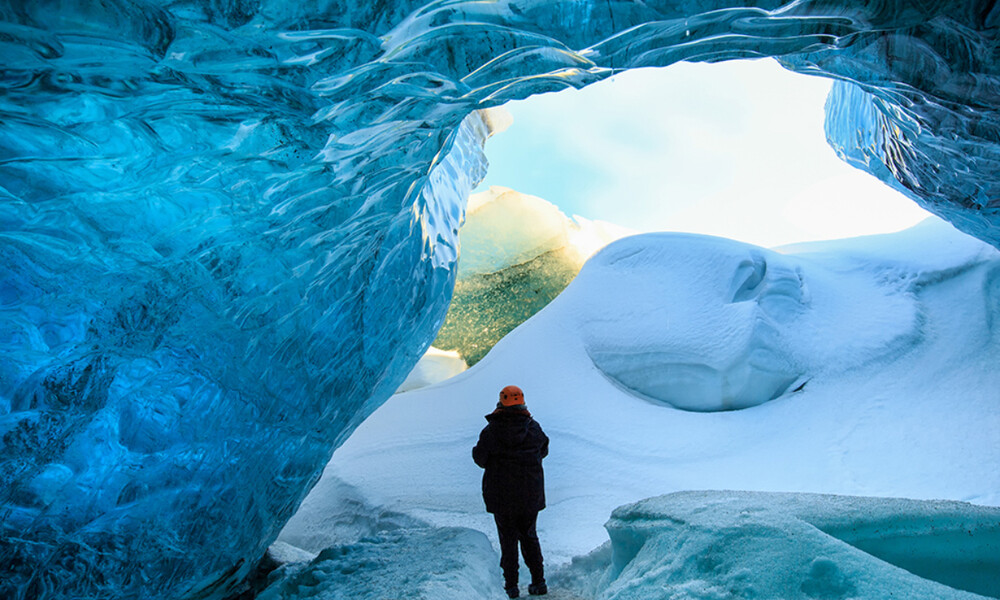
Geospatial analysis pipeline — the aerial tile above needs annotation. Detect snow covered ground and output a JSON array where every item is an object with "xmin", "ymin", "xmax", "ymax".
[{"xmin": 276, "ymin": 217, "xmax": 1000, "ymax": 598}]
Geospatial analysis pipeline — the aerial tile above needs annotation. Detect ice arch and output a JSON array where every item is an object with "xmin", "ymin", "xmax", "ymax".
[{"xmin": 1, "ymin": 1, "xmax": 999, "ymax": 598}]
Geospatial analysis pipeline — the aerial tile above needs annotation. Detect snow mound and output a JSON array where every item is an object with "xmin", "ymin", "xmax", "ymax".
[
  {"xmin": 260, "ymin": 527, "xmax": 504, "ymax": 600},
  {"xmin": 560, "ymin": 491, "xmax": 1000, "ymax": 600},
  {"xmin": 291, "ymin": 218, "xmax": 1000, "ymax": 568},
  {"xmin": 574, "ymin": 232, "xmax": 921, "ymax": 411},
  {"xmin": 278, "ymin": 474, "xmax": 424, "ymax": 554},
  {"xmin": 396, "ymin": 347, "xmax": 468, "ymax": 393}
]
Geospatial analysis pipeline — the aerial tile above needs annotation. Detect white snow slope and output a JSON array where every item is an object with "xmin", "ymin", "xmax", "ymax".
[{"xmin": 278, "ymin": 217, "xmax": 1000, "ymax": 597}]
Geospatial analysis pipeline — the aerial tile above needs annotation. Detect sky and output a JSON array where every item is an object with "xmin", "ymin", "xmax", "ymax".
[{"xmin": 475, "ymin": 58, "xmax": 932, "ymax": 249}]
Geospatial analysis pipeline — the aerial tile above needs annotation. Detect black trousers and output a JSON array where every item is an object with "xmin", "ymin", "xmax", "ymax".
[{"xmin": 493, "ymin": 511, "xmax": 545, "ymax": 587}]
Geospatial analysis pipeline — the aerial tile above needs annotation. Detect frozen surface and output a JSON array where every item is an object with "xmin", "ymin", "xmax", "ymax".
[
  {"xmin": 459, "ymin": 186, "xmax": 583, "ymax": 277},
  {"xmin": 280, "ymin": 474, "xmax": 425, "ymax": 554},
  {"xmin": 261, "ymin": 526, "xmax": 505, "ymax": 600},
  {"xmin": 558, "ymin": 491, "xmax": 1000, "ymax": 600},
  {"xmin": 395, "ymin": 347, "xmax": 469, "ymax": 393},
  {"xmin": 4, "ymin": 0, "xmax": 1000, "ymax": 597},
  {"xmin": 296, "ymin": 218, "xmax": 1000, "ymax": 571},
  {"xmin": 274, "ymin": 473, "xmax": 506, "ymax": 600},
  {"xmin": 0, "ymin": 105, "xmax": 489, "ymax": 600},
  {"xmin": 433, "ymin": 186, "xmax": 629, "ymax": 364},
  {"xmin": 582, "ymin": 235, "xmax": 811, "ymax": 410}
]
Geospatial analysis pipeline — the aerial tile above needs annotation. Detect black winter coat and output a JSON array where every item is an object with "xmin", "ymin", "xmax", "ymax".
[{"xmin": 472, "ymin": 406, "xmax": 549, "ymax": 514}]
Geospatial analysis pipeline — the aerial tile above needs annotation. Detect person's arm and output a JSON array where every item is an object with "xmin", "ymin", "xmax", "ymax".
[
  {"xmin": 534, "ymin": 421, "xmax": 549, "ymax": 459},
  {"xmin": 472, "ymin": 426, "xmax": 492, "ymax": 468}
]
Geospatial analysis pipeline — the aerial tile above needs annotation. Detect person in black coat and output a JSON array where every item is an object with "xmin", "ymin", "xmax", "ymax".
[{"xmin": 473, "ymin": 385, "xmax": 549, "ymax": 598}]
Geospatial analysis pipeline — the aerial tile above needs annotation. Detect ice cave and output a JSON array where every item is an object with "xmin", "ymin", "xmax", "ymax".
[{"xmin": 1, "ymin": 1, "xmax": 999, "ymax": 599}]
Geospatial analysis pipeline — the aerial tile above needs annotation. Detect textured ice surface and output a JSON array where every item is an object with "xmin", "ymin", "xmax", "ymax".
[
  {"xmin": 0, "ymin": 34, "xmax": 490, "ymax": 600},
  {"xmin": 3, "ymin": 0, "xmax": 1000, "ymax": 598},
  {"xmin": 559, "ymin": 491, "xmax": 1000, "ymax": 600},
  {"xmin": 272, "ymin": 474, "xmax": 508, "ymax": 600},
  {"xmin": 261, "ymin": 526, "xmax": 504, "ymax": 600},
  {"xmin": 433, "ymin": 186, "xmax": 627, "ymax": 364}
]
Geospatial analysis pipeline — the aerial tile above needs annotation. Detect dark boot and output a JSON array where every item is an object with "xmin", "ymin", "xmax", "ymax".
[
  {"xmin": 528, "ymin": 581, "xmax": 547, "ymax": 596},
  {"xmin": 505, "ymin": 584, "xmax": 520, "ymax": 598}
]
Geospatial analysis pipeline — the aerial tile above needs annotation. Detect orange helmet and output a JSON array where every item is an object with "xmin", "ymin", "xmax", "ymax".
[{"xmin": 499, "ymin": 385, "xmax": 525, "ymax": 407}]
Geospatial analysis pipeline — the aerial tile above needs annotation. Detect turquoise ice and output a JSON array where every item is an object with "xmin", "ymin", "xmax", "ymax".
[
  {"xmin": 2, "ymin": 1, "xmax": 999, "ymax": 598},
  {"xmin": 573, "ymin": 491, "xmax": 1000, "ymax": 600}
]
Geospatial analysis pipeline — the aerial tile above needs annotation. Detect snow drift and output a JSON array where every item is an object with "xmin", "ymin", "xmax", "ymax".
[{"xmin": 293, "ymin": 218, "xmax": 1000, "ymax": 571}]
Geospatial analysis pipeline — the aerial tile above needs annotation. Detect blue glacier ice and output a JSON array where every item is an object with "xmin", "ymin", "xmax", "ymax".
[{"xmin": 2, "ymin": 1, "xmax": 1000, "ymax": 598}]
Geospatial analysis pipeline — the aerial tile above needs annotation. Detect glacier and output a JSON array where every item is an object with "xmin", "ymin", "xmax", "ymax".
[
  {"xmin": 433, "ymin": 186, "xmax": 627, "ymax": 365},
  {"xmin": 2, "ymin": 1, "xmax": 1000, "ymax": 598}
]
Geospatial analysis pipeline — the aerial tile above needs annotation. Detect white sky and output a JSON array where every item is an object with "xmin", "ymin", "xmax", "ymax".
[{"xmin": 476, "ymin": 58, "xmax": 932, "ymax": 249}]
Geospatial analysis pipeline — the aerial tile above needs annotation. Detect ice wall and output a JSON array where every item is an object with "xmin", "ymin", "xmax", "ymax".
[
  {"xmin": 2, "ymin": 1, "xmax": 1000, "ymax": 598},
  {"xmin": 0, "ymin": 7, "xmax": 489, "ymax": 592}
]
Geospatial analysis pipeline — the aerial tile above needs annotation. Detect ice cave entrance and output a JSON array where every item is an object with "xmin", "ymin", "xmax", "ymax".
[
  {"xmin": 425, "ymin": 59, "xmax": 934, "ymax": 380},
  {"xmin": 477, "ymin": 59, "xmax": 931, "ymax": 248}
]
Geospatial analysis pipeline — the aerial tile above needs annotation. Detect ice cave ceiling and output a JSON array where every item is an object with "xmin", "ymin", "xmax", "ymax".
[{"xmin": 1, "ymin": 1, "xmax": 999, "ymax": 598}]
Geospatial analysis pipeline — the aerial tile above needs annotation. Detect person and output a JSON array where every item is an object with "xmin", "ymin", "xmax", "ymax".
[{"xmin": 473, "ymin": 385, "xmax": 549, "ymax": 598}]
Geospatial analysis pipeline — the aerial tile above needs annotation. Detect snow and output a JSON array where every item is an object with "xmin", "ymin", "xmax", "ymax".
[
  {"xmin": 261, "ymin": 526, "xmax": 505, "ymax": 600},
  {"xmin": 279, "ymin": 216, "xmax": 1000, "ymax": 598},
  {"xmin": 395, "ymin": 347, "xmax": 468, "ymax": 393}
]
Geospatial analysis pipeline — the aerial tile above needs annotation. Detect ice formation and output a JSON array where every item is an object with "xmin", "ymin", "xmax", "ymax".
[
  {"xmin": 3, "ymin": 1, "xmax": 1000, "ymax": 598},
  {"xmin": 578, "ymin": 233, "xmax": 920, "ymax": 411},
  {"xmin": 275, "ymin": 476, "xmax": 507, "ymax": 600},
  {"xmin": 260, "ymin": 527, "xmax": 504, "ymax": 600},
  {"xmin": 0, "ymin": 45, "xmax": 488, "ymax": 600},
  {"xmin": 561, "ymin": 491, "xmax": 1000, "ymax": 600},
  {"xmin": 433, "ymin": 186, "xmax": 627, "ymax": 365}
]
